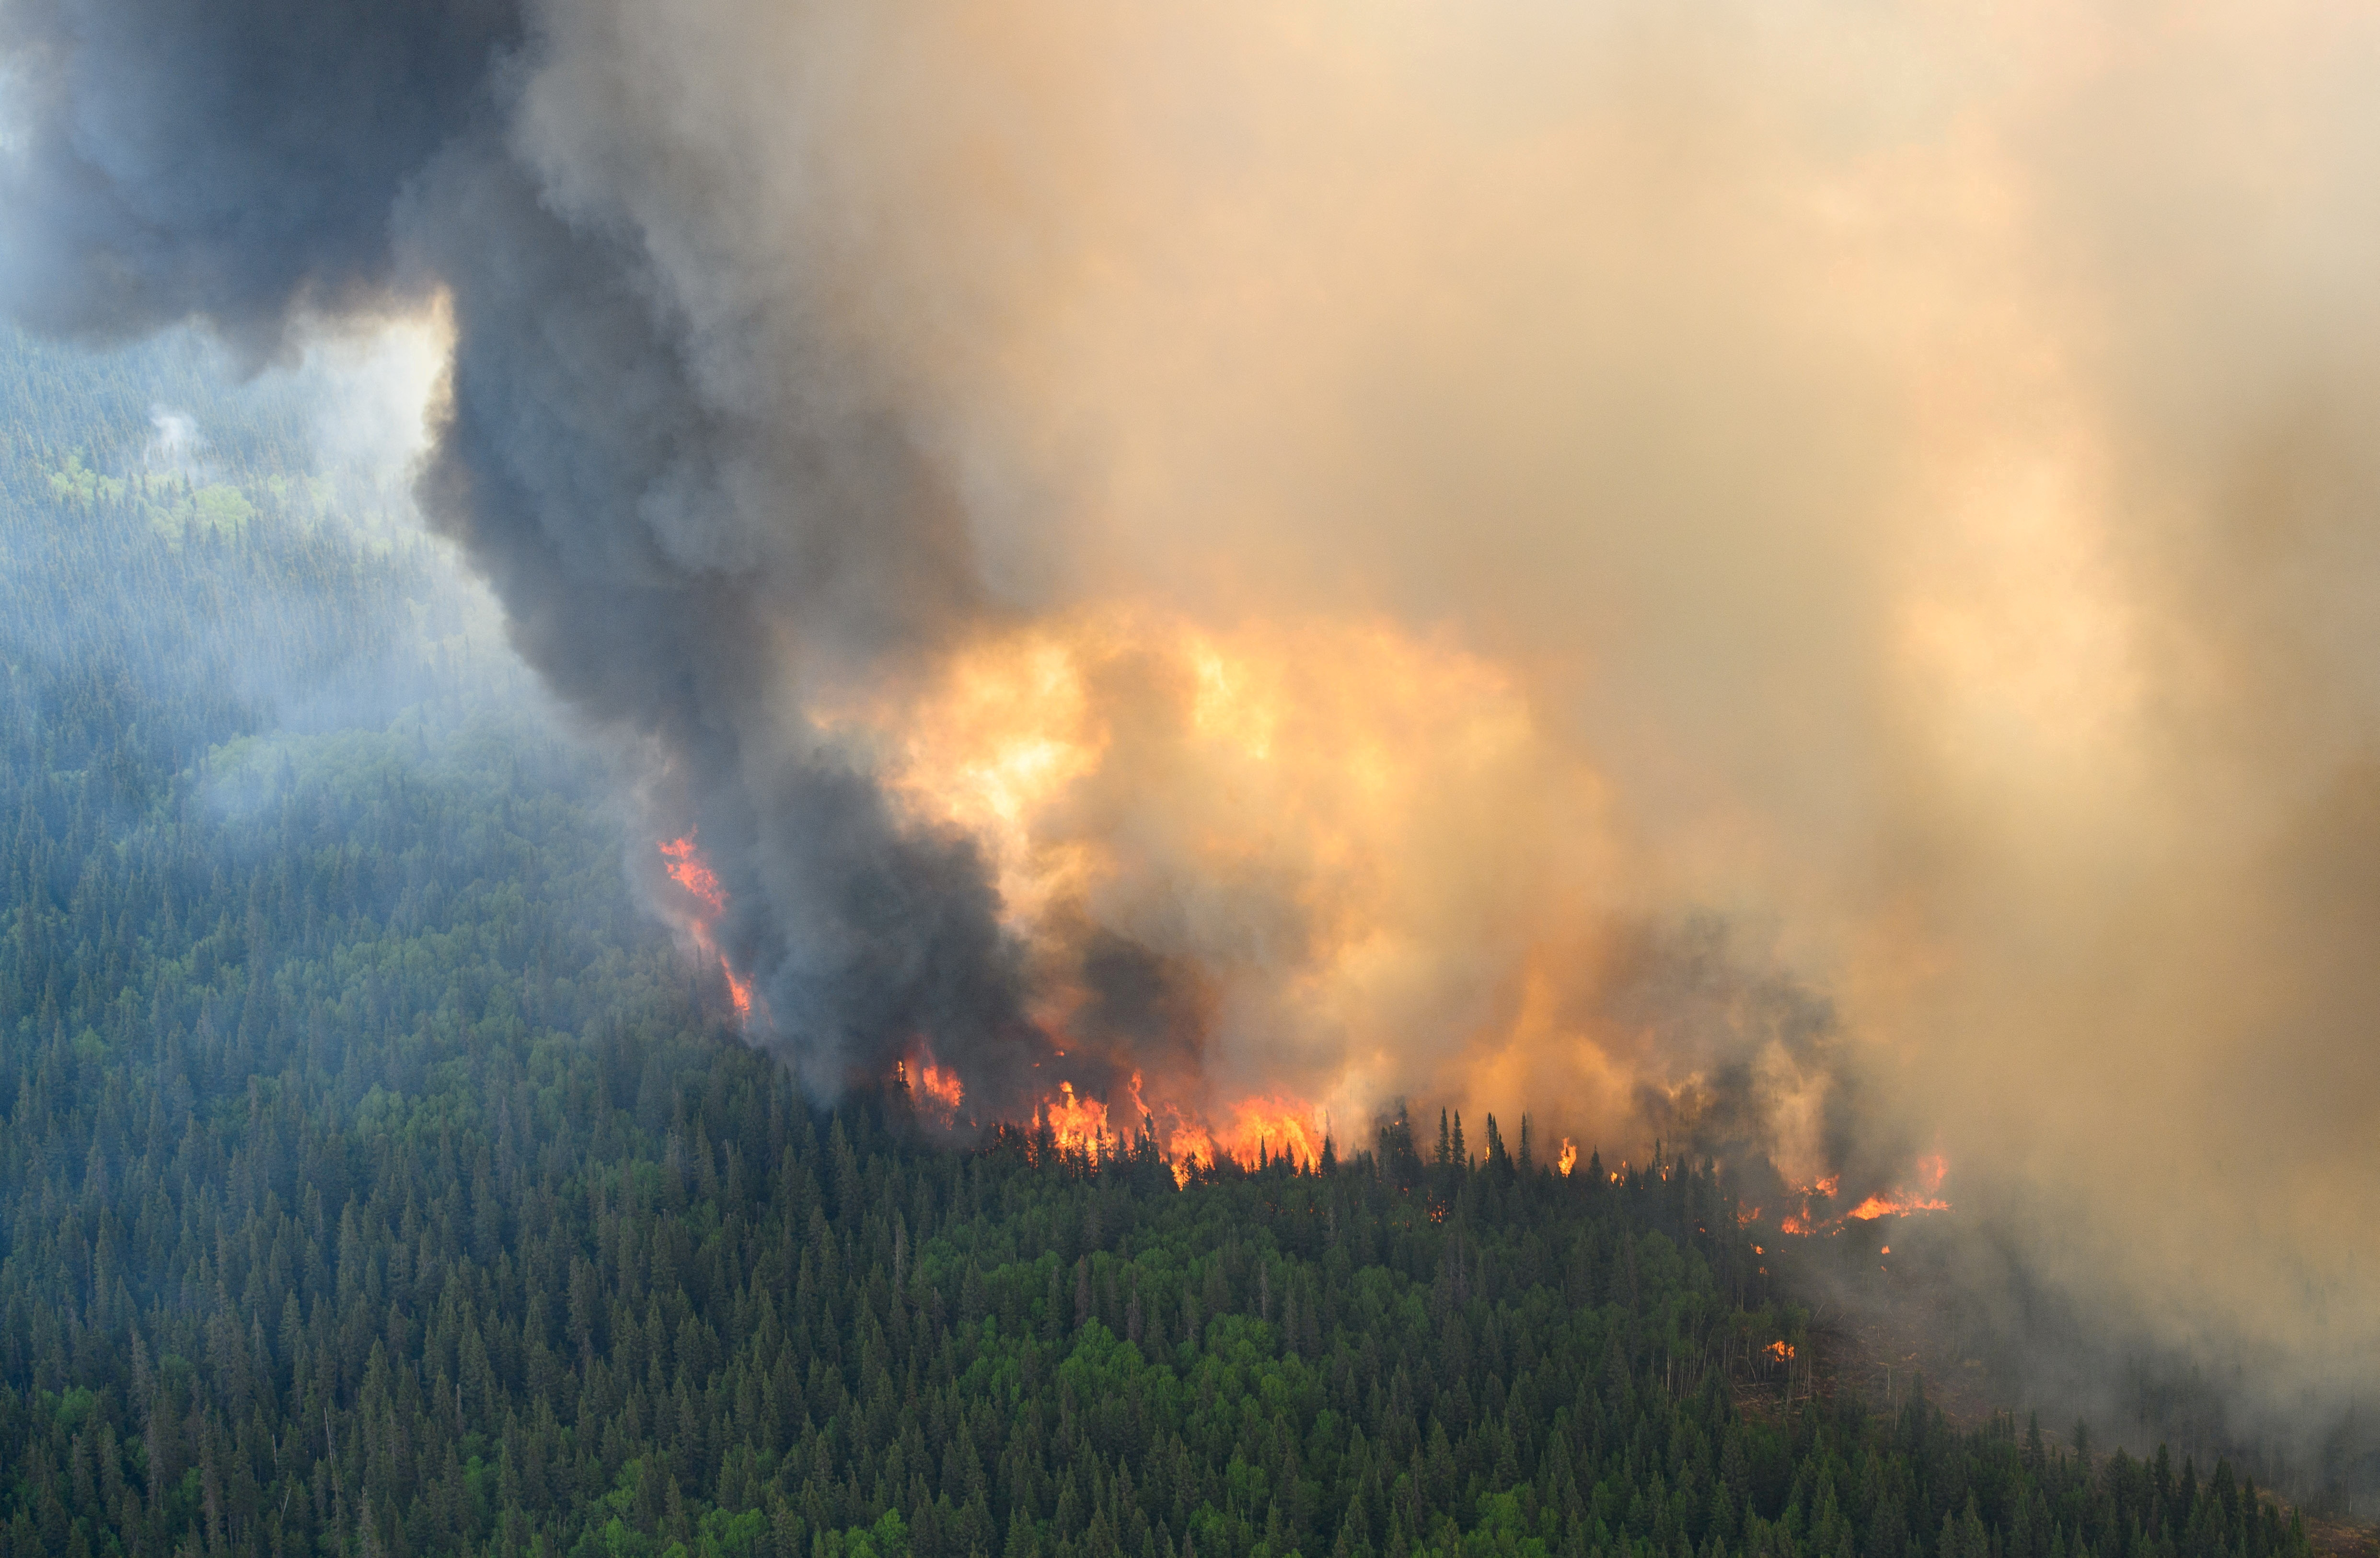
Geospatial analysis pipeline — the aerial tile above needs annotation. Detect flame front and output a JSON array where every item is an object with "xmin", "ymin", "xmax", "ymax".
[
  {"xmin": 659, "ymin": 836, "xmax": 725, "ymax": 915},
  {"xmin": 1770, "ymin": 1156, "xmax": 1951, "ymax": 1237},
  {"xmin": 820, "ymin": 603, "xmax": 1617, "ymax": 1176},
  {"xmin": 658, "ymin": 834, "xmax": 751, "ymax": 1023},
  {"xmin": 1557, "ymin": 1139, "xmax": 1578, "ymax": 1176},
  {"xmin": 898, "ymin": 1044, "xmax": 967, "ymax": 1129},
  {"xmin": 916, "ymin": 1059, "xmax": 964, "ymax": 1125},
  {"xmin": 1844, "ymin": 1152, "xmax": 1951, "ymax": 1221},
  {"xmin": 990, "ymin": 1069, "xmax": 1330, "ymax": 1183},
  {"xmin": 1040, "ymin": 1082, "xmax": 1113, "ymax": 1156}
]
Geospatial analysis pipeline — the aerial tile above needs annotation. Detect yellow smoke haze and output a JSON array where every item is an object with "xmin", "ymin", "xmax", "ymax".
[{"xmin": 513, "ymin": 0, "xmax": 2380, "ymax": 1407}]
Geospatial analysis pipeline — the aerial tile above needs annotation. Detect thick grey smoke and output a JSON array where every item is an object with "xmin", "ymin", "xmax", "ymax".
[
  {"xmin": 0, "ymin": 0, "xmax": 515, "ymax": 347},
  {"xmin": 11, "ymin": 0, "xmax": 2380, "ymax": 1498},
  {"xmin": 0, "ymin": 0, "xmax": 1077, "ymax": 1111},
  {"xmin": 403, "ymin": 139, "xmax": 1066, "ymax": 1109}
]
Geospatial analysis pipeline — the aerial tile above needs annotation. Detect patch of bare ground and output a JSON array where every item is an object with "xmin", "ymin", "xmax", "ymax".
[{"xmin": 2302, "ymin": 1517, "xmax": 2380, "ymax": 1558}]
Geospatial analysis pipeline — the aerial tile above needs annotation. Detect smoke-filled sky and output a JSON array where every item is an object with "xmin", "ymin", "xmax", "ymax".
[{"xmin": 7, "ymin": 0, "xmax": 2380, "ymax": 1459}]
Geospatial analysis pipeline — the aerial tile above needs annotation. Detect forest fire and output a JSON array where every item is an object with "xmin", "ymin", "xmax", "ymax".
[
  {"xmin": 659, "ymin": 836, "xmax": 724, "ymax": 914},
  {"xmin": 895, "ymin": 1045, "xmax": 968, "ymax": 1129},
  {"xmin": 996, "ymin": 1072, "xmax": 1329, "ymax": 1185},
  {"xmin": 657, "ymin": 835, "xmax": 752, "ymax": 1022},
  {"xmin": 810, "ymin": 601, "xmax": 1614, "ymax": 1138},
  {"xmin": 1040, "ymin": 1082, "xmax": 1113, "ymax": 1154},
  {"xmin": 1210, "ymin": 1097, "xmax": 1327, "ymax": 1169},
  {"xmin": 654, "ymin": 607, "xmax": 1809, "ymax": 1194},
  {"xmin": 1770, "ymin": 1156, "xmax": 1951, "ymax": 1237},
  {"xmin": 1844, "ymin": 1189, "xmax": 1951, "ymax": 1221},
  {"xmin": 670, "ymin": 802, "xmax": 1348, "ymax": 1173},
  {"xmin": 1844, "ymin": 1153, "xmax": 1951, "ymax": 1221}
]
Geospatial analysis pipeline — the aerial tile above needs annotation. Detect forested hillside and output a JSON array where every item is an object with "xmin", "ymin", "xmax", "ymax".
[{"xmin": 0, "ymin": 325, "xmax": 2313, "ymax": 1558}]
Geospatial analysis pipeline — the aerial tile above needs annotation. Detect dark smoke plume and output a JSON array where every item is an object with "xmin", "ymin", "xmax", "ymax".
[{"xmin": 0, "ymin": 0, "xmax": 1059, "ymax": 1107}]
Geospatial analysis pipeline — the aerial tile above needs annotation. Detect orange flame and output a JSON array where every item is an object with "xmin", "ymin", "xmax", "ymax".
[
  {"xmin": 1556, "ymin": 1138, "xmax": 1578, "ymax": 1176},
  {"xmin": 658, "ymin": 834, "xmax": 751, "ymax": 1023},
  {"xmin": 659, "ymin": 836, "xmax": 726, "ymax": 914},
  {"xmin": 1167, "ymin": 1122, "xmax": 1215, "ymax": 1169},
  {"xmin": 917, "ymin": 1061, "xmax": 964, "ymax": 1122},
  {"xmin": 1845, "ymin": 1189, "xmax": 1951, "ymax": 1221},
  {"xmin": 1213, "ymin": 1096, "xmax": 1324, "ymax": 1170},
  {"xmin": 809, "ymin": 604, "xmax": 1614, "ymax": 1168},
  {"xmin": 1771, "ymin": 1156, "xmax": 1952, "ymax": 1236},
  {"xmin": 1009, "ymin": 1073, "xmax": 1328, "ymax": 1182},
  {"xmin": 1765, "ymin": 1340, "xmax": 1796, "ymax": 1362},
  {"xmin": 1040, "ymin": 1082, "xmax": 1114, "ymax": 1157},
  {"xmin": 897, "ymin": 1044, "xmax": 967, "ymax": 1129}
]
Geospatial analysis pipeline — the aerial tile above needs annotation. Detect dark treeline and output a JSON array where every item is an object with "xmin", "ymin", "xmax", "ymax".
[{"xmin": 0, "ymin": 333, "xmax": 2313, "ymax": 1558}]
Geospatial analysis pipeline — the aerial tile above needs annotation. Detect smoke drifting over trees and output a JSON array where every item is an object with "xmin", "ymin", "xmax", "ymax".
[{"xmin": 7, "ymin": 0, "xmax": 2380, "ymax": 1496}]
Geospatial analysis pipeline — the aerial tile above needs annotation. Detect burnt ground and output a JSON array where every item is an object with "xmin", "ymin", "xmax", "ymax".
[
  {"xmin": 2301, "ymin": 1519, "xmax": 2380, "ymax": 1558},
  {"xmin": 1732, "ymin": 1213, "xmax": 2380, "ymax": 1558},
  {"xmin": 1731, "ymin": 1212, "xmax": 2022, "ymax": 1428}
]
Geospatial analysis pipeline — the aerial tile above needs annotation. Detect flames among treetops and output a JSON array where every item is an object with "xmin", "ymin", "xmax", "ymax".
[
  {"xmin": 807, "ymin": 600, "xmax": 1617, "ymax": 1147},
  {"xmin": 647, "ymin": 612, "xmax": 1927, "ymax": 1211},
  {"xmin": 657, "ymin": 823, "xmax": 1343, "ymax": 1179},
  {"xmin": 636, "ymin": 834, "xmax": 1936, "ymax": 1216},
  {"xmin": 893, "ymin": 1040, "xmax": 1333, "ymax": 1186},
  {"xmin": 655, "ymin": 824, "xmax": 1949, "ymax": 1226},
  {"xmin": 642, "ymin": 602, "xmax": 1642, "ymax": 1188}
]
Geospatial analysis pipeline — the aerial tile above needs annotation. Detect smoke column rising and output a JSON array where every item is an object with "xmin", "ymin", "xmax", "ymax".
[{"xmin": 8, "ymin": 0, "xmax": 2380, "ymax": 1485}]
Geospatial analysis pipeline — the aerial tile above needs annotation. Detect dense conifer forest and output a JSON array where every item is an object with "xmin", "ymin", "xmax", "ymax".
[{"xmin": 0, "ymin": 325, "xmax": 2314, "ymax": 1558}]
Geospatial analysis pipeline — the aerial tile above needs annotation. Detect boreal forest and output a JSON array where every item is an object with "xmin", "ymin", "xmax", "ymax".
[{"xmin": 0, "ymin": 327, "xmax": 2316, "ymax": 1558}]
